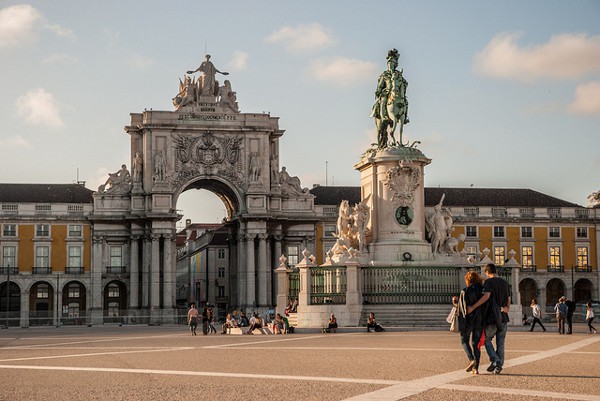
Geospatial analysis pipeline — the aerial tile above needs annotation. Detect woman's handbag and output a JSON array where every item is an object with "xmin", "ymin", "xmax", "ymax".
[{"xmin": 450, "ymin": 314, "xmax": 459, "ymax": 333}]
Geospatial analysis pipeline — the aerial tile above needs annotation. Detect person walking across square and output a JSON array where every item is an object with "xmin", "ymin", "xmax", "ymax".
[
  {"xmin": 529, "ymin": 299, "xmax": 546, "ymax": 332},
  {"xmin": 554, "ymin": 297, "xmax": 567, "ymax": 334},
  {"xmin": 586, "ymin": 301, "xmax": 597, "ymax": 334},
  {"xmin": 467, "ymin": 263, "xmax": 511, "ymax": 375}
]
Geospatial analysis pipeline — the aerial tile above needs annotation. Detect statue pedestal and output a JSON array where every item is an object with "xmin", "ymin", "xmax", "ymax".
[{"xmin": 354, "ymin": 146, "xmax": 433, "ymax": 265}]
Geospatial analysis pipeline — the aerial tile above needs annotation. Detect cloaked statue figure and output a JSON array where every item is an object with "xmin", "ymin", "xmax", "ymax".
[{"xmin": 371, "ymin": 49, "xmax": 409, "ymax": 148}]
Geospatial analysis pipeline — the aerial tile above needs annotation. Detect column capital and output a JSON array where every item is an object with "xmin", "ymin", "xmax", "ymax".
[
  {"xmin": 237, "ymin": 233, "xmax": 246, "ymax": 242},
  {"xmin": 246, "ymin": 233, "xmax": 257, "ymax": 241},
  {"xmin": 273, "ymin": 234, "xmax": 284, "ymax": 242},
  {"xmin": 258, "ymin": 233, "xmax": 269, "ymax": 241},
  {"xmin": 150, "ymin": 234, "xmax": 161, "ymax": 241}
]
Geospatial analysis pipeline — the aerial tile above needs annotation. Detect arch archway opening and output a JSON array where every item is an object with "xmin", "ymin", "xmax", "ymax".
[
  {"xmin": 0, "ymin": 282, "xmax": 21, "ymax": 327},
  {"xmin": 176, "ymin": 179, "xmax": 242, "ymax": 228}
]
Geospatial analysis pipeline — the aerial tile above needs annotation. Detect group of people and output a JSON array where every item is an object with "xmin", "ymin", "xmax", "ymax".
[
  {"xmin": 453, "ymin": 263, "xmax": 510, "ymax": 375},
  {"xmin": 553, "ymin": 297, "xmax": 596, "ymax": 335},
  {"xmin": 186, "ymin": 302, "xmax": 217, "ymax": 336}
]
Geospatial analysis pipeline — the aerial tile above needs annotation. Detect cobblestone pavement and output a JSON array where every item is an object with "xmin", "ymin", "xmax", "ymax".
[{"xmin": 0, "ymin": 324, "xmax": 599, "ymax": 401}]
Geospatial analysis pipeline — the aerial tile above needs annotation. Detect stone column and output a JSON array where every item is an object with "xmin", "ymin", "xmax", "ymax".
[
  {"xmin": 257, "ymin": 233, "xmax": 268, "ymax": 307},
  {"xmin": 54, "ymin": 275, "xmax": 63, "ymax": 327},
  {"xmin": 141, "ymin": 235, "xmax": 151, "ymax": 311},
  {"xmin": 129, "ymin": 235, "xmax": 140, "ymax": 309},
  {"xmin": 275, "ymin": 255, "xmax": 290, "ymax": 317},
  {"xmin": 296, "ymin": 249, "xmax": 316, "ymax": 327},
  {"xmin": 345, "ymin": 260, "xmax": 363, "ymax": 326},
  {"xmin": 90, "ymin": 236, "xmax": 104, "ymax": 324},
  {"xmin": 150, "ymin": 234, "xmax": 161, "ymax": 316},
  {"xmin": 272, "ymin": 235, "xmax": 283, "ymax": 303},
  {"xmin": 163, "ymin": 234, "xmax": 175, "ymax": 321},
  {"xmin": 237, "ymin": 233, "xmax": 246, "ymax": 308},
  {"xmin": 20, "ymin": 290, "xmax": 29, "ymax": 328},
  {"xmin": 306, "ymin": 236, "xmax": 315, "ymax": 258},
  {"xmin": 246, "ymin": 233, "xmax": 257, "ymax": 308}
]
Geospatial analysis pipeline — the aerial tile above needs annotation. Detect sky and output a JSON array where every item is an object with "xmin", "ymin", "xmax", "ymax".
[{"xmin": 0, "ymin": 1, "xmax": 599, "ymax": 230}]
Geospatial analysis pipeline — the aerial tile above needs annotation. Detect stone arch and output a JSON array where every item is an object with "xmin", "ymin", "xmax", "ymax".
[
  {"xmin": 0, "ymin": 281, "xmax": 21, "ymax": 327},
  {"xmin": 546, "ymin": 278, "xmax": 566, "ymax": 306},
  {"xmin": 62, "ymin": 280, "xmax": 87, "ymax": 325},
  {"xmin": 519, "ymin": 277, "xmax": 539, "ymax": 307},
  {"xmin": 574, "ymin": 278, "xmax": 594, "ymax": 303},
  {"xmin": 103, "ymin": 280, "xmax": 128, "ymax": 323},
  {"xmin": 175, "ymin": 176, "xmax": 246, "ymax": 220},
  {"xmin": 29, "ymin": 281, "xmax": 54, "ymax": 326}
]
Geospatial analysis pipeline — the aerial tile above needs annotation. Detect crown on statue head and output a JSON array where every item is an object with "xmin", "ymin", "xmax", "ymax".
[{"xmin": 386, "ymin": 48, "xmax": 399, "ymax": 62}]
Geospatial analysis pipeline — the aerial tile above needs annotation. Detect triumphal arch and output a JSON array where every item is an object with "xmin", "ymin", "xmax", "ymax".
[{"xmin": 90, "ymin": 55, "xmax": 316, "ymax": 324}]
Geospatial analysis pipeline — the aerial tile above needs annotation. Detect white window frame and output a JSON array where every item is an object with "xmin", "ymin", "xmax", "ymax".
[
  {"xmin": 2, "ymin": 224, "xmax": 17, "ymax": 237},
  {"xmin": 493, "ymin": 246, "xmax": 505, "ymax": 266},
  {"xmin": 109, "ymin": 246, "xmax": 123, "ymax": 267},
  {"xmin": 549, "ymin": 227, "xmax": 561, "ymax": 238},
  {"xmin": 36, "ymin": 224, "xmax": 50, "ymax": 237},
  {"xmin": 521, "ymin": 226, "xmax": 533, "ymax": 238},
  {"xmin": 287, "ymin": 245, "xmax": 300, "ymax": 267},
  {"xmin": 217, "ymin": 248, "xmax": 226, "ymax": 259},
  {"xmin": 35, "ymin": 245, "xmax": 50, "ymax": 268},
  {"xmin": 521, "ymin": 245, "xmax": 534, "ymax": 267},
  {"xmin": 549, "ymin": 246, "xmax": 561, "ymax": 268},
  {"xmin": 493, "ymin": 226, "xmax": 505, "ymax": 238},
  {"xmin": 576, "ymin": 227, "xmax": 588, "ymax": 239},
  {"xmin": 465, "ymin": 226, "xmax": 477, "ymax": 238},
  {"xmin": 68, "ymin": 246, "xmax": 82, "ymax": 268},
  {"xmin": 68, "ymin": 224, "xmax": 83, "ymax": 238},
  {"xmin": 2, "ymin": 245, "xmax": 16, "ymax": 268},
  {"xmin": 576, "ymin": 246, "xmax": 589, "ymax": 268}
]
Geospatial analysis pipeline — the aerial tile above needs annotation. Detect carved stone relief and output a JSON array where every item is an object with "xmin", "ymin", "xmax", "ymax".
[
  {"xmin": 384, "ymin": 159, "xmax": 421, "ymax": 207},
  {"xmin": 173, "ymin": 132, "xmax": 243, "ymax": 187}
]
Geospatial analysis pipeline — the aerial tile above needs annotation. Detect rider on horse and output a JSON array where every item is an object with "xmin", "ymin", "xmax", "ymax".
[{"xmin": 371, "ymin": 49, "xmax": 409, "ymax": 148}]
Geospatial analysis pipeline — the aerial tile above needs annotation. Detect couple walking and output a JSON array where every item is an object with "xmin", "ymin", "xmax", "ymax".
[{"xmin": 456, "ymin": 263, "xmax": 510, "ymax": 375}]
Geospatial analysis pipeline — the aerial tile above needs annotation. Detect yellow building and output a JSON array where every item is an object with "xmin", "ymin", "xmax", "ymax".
[{"xmin": 0, "ymin": 184, "xmax": 93, "ymax": 327}]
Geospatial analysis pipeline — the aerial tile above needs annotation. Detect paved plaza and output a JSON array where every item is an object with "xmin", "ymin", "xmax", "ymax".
[{"xmin": 0, "ymin": 324, "xmax": 599, "ymax": 401}]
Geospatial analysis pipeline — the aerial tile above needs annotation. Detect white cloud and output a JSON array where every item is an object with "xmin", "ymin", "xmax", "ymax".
[
  {"xmin": 474, "ymin": 32, "xmax": 600, "ymax": 82},
  {"xmin": 265, "ymin": 23, "xmax": 336, "ymax": 53},
  {"xmin": 0, "ymin": 4, "xmax": 42, "ymax": 48},
  {"xmin": 127, "ymin": 54, "xmax": 155, "ymax": 70},
  {"xmin": 16, "ymin": 88, "xmax": 64, "ymax": 129},
  {"xmin": 0, "ymin": 135, "xmax": 32, "ymax": 148},
  {"xmin": 308, "ymin": 57, "xmax": 377, "ymax": 87},
  {"xmin": 0, "ymin": 4, "xmax": 75, "ymax": 49},
  {"xmin": 45, "ymin": 23, "xmax": 75, "ymax": 40},
  {"xmin": 228, "ymin": 50, "xmax": 248, "ymax": 71},
  {"xmin": 569, "ymin": 81, "xmax": 600, "ymax": 115},
  {"xmin": 42, "ymin": 53, "xmax": 78, "ymax": 65}
]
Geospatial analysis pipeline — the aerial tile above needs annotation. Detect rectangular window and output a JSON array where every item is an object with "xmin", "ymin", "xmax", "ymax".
[
  {"xmin": 521, "ymin": 226, "xmax": 533, "ymax": 238},
  {"xmin": 493, "ymin": 226, "xmax": 505, "ymax": 238},
  {"xmin": 109, "ymin": 246, "xmax": 122, "ymax": 267},
  {"xmin": 577, "ymin": 247, "xmax": 589, "ymax": 267},
  {"xmin": 576, "ymin": 227, "xmax": 588, "ymax": 238},
  {"xmin": 67, "ymin": 284, "xmax": 80, "ymax": 298},
  {"xmin": 287, "ymin": 245, "xmax": 299, "ymax": 267},
  {"xmin": 68, "ymin": 225, "xmax": 82, "ymax": 237},
  {"xmin": 549, "ymin": 246, "xmax": 561, "ymax": 267},
  {"xmin": 68, "ymin": 246, "xmax": 82, "ymax": 268},
  {"xmin": 549, "ymin": 227, "xmax": 560, "ymax": 238},
  {"xmin": 218, "ymin": 266, "xmax": 225, "ymax": 278},
  {"xmin": 1, "ymin": 204, "xmax": 18, "ymax": 213},
  {"xmin": 324, "ymin": 225, "xmax": 336, "ymax": 236},
  {"xmin": 2, "ymin": 246, "xmax": 16, "ymax": 267},
  {"xmin": 521, "ymin": 246, "xmax": 533, "ymax": 267},
  {"xmin": 218, "ymin": 286, "xmax": 225, "ymax": 298},
  {"xmin": 36, "ymin": 224, "xmax": 50, "ymax": 237},
  {"xmin": 37, "ymin": 284, "xmax": 49, "ymax": 299},
  {"xmin": 217, "ymin": 248, "xmax": 225, "ymax": 259},
  {"xmin": 465, "ymin": 226, "xmax": 477, "ymax": 237},
  {"xmin": 36, "ymin": 246, "xmax": 50, "ymax": 268},
  {"xmin": 493, "ymin": 246, "xmax": 505, "ymax": 266},
  {"xmin": 2, "ymin": 224, "xmax": 16, "ymax": 236}
]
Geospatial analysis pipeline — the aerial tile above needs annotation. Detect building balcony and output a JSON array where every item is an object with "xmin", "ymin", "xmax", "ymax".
[
  {"xmin": 0, "ymin": 266, "xmax": 19, "ymax": 275},
  {"xmin": 520, "ymin": 265, "xmax": 537, "ymax": 272},
  {"xmin": 105, "ymin": 266, "xmax": 127, "ymax": 274},
  {"xmin": 33, "ymin": 266, "xmax": 52, "ymax": 274},
  {"xmin": 547, "ymin": 265, "xmax": 565, "ymax": 273},
  {"xmin": 575, "ymin": 265, "xmax": 593, "ymax": 273},
  {"xmin": 65, "ymin": 266, "xmax": 85, "ymax": 274}
]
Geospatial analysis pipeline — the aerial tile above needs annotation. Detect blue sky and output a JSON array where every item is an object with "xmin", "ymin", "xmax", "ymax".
[{"xmin": 0, "ymin": 1, "xmax": 599, "ymax": 227}]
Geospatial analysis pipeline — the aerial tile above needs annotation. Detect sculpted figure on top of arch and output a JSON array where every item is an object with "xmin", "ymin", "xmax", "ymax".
[
  {"xmin": 98, "ymin": 164, "xmax": 131, "ymax": 194},
  {"xmin": 278, "ymin": 167, "xmax": 309, "ymax": 196},
  {"xmin": 588, "ymin": 190, "xmax": 600, "ymax": 208}
]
